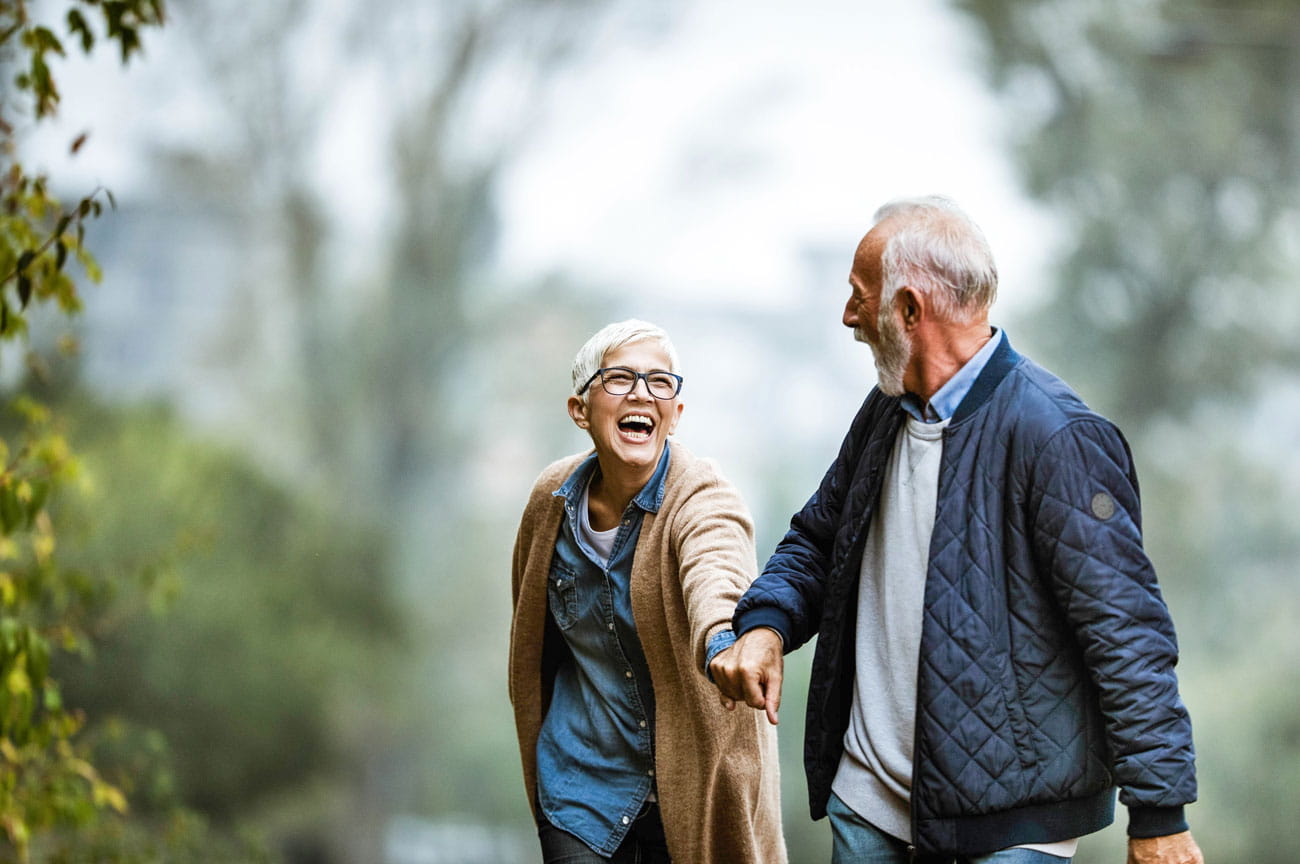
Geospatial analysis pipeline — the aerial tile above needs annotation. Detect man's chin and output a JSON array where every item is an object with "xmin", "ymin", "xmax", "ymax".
[{"xmin": 874, "ymin": 363, "xmax": 906, "ymax": 396}]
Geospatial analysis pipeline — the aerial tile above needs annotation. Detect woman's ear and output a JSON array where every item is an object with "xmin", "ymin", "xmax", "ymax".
[
  {"xmin": 567, "ymin": 395, "xmax": 590, "ymax": 429},
  {"xmin": 667, "ymin": 401, "xmax": 684, "ymax": 435}
]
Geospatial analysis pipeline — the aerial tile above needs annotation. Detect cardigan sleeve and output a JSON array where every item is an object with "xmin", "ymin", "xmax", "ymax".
[{"xmin": 669, "ymin": 462, "xmax": 759, "ymax": 675}]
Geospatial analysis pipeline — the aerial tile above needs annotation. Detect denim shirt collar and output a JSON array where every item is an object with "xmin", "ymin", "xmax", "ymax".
[
  {"xmin": 900, "ymin": 327, "xmax": 1003, "ymax": 423},
  {"xmin": 553, "ymin": 441, "xmax": 673, "ymax": 515}
]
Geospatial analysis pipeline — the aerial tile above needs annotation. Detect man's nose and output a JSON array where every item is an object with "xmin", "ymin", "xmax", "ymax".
[{"xmin": 843, "ymin": 298, "xmax": 859, "ymax": 328}]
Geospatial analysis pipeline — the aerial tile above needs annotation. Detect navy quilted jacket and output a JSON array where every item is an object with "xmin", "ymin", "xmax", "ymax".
[{"xmin": 734, "ymin": 336, "xmax": 1196, "ymax": 856}]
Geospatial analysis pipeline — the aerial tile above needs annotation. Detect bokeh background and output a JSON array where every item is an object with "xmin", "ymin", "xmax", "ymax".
[{"xmin": 8, "ymin": 0, "xmax": 1300, "ymax": 861}]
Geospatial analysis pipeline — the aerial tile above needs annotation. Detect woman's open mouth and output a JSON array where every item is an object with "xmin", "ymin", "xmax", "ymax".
[{"xmin": 617, "ymin": 413, "xmax": 655, "ymax": 442}]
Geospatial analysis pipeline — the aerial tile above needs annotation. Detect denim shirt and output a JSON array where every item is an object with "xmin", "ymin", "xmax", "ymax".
[{"xmin": 535, "ymin": 444, "xmax": 671, "ymax": 854}]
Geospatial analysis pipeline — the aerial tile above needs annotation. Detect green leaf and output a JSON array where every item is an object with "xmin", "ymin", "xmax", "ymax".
[
  {"xmin": 34, "ymin": 27, "xmax": 65, "ymax": 56},
  {"xmin": 0, "ymin": 488, "xmax": 18, "ymax": 534},
  {"xmin": 26, "ymin": 481, "xmax": 49, "ymax": 518},
  {"xmin": 120, "ymin": 27, "xmax": 139, "ymax": 63},
  {"xmin": 67, "ymin": 9, "xmax": 95, "ymax": 54},
  {"xmin": 0, "ymin": 617, "xmax": 17, "ymax": 653}
]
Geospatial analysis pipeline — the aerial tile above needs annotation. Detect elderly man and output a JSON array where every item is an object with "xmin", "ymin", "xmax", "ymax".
[{"xmin": 710, "ymin": 197, "xmax": 1202, "ymax": 864}]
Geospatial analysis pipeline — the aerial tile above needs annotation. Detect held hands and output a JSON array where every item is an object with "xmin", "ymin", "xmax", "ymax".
[
  {"xmin": 708, "ymin": 627, "xmax": 784, "ymax": 725},
  {"xmin": 1127, "ymin": 831, "xmax": 1204, "ymax": 864}
]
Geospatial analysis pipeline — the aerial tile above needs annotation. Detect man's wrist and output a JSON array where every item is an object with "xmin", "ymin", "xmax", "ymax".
[{"xmin": 734, "ymin": 607, "xmax": 791, "ymax": 650}]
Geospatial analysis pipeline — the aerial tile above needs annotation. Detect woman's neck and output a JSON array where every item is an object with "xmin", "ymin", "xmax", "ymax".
[{"xmin": 587, "ymin": 459, "xmax": 654, "ymax": 532}]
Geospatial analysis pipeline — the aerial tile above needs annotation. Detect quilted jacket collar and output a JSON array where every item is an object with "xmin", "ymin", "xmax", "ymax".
[{"xmin": 950, "ymin": 331, "xmax": 1022, "ymax": 424}]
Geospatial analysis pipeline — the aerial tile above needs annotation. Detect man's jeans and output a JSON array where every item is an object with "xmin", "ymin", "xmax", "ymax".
[
  {"xmin": 828, "ymin": 793, "xmax": 1071, "ymax": 864},
  {"xmin": 537, "ymin": 802, "xmax": 669, "ymax": 864}
]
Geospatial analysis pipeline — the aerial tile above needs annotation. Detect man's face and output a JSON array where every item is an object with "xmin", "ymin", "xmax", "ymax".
[
  {"xmin": 844, "ymin": 225, "xmax": 911, "ymax": 396},
  {"xmin": 567, "ymin": 340, "xmax": 683, "ymax": 477}
]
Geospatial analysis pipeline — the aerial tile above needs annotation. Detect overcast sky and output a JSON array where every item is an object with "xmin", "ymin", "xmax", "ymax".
[
  {"xmin": 29, "ymin": 0, "xmax": 1053, "ymax": 318},
  {"xmin": 498, "ymin": 0, "xmax": 1054, "ymax": 310}
]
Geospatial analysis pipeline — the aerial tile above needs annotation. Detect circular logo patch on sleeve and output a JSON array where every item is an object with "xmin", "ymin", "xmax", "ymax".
[{"xmin": 1091, "ymin": 492, "xmax": 1116, "ymax": 520}]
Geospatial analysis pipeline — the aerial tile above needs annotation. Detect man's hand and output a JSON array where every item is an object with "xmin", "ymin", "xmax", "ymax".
[
  {"xmin": 1127, "ymin": 831, "xmax": 1204, "ymax": 864},
  {"xmin": 708, "ymin": 627, "xmax": 783, "ymax": 725}
]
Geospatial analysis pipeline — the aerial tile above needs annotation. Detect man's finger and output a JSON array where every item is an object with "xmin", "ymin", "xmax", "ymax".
[
  {"xmin": 741, "ymin": 669, "xmax": 768, "ymax": 711},
  {"xmin": 764, "ymin": 668, "xmax": 783, "ymax": 725}
]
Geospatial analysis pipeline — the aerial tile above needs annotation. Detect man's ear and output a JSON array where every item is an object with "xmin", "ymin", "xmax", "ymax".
[
  {"xmin": 567, "ymin": 395, "xmax": 590, "ymax": 429},
  {"xmin": 896, "ymin": 286, "xmax": 923, "ymax": 329},
  {"xmin": 667, "ymin": 401, "xmax": 684, "ymax": 435}
]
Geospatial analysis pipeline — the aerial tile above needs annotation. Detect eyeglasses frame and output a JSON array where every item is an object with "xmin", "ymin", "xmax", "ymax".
[{"xmin": 577, "ymin": 366, "xmax": 685, "ymax": 399}]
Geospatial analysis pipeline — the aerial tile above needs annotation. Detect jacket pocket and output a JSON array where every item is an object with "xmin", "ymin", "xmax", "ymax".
[{"xmin": 547, "ymin": 561, "xmax": 579, "ymax": 630}]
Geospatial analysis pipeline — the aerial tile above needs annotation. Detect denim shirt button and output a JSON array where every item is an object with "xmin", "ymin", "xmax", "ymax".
[
  {"xmin": 622, "ymin": 816, "xmax": 630, "ymax": 825},
  {"xmin": 624, "ymin": 670, "xmax": 633, "ymax": 678},
  {"xmin": 638, "ymin": 720, "xmax": 647, "ymax": 728}
]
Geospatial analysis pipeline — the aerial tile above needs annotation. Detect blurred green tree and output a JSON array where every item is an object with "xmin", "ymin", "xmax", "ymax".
[
  {"xmin": 954, "ymin": 1, "xmax": 1300, "ymax": 861},
  {"xmin": 40, "ymin": 389, "xmax": 406, "ymax": 862},
  {"xmin": 160, "ymin": 0, "xmax": 681, "ymax": 831}
]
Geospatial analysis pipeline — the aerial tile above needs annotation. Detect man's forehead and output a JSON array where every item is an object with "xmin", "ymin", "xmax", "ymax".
[{"xmin": 852, "ymin": 225, "xmax": 891, "ymax": 274}]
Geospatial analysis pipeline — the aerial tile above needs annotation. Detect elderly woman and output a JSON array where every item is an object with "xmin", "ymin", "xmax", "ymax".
[{"xmin": 509, "ymin": 320, "xmax": 786, "ymax": 864}]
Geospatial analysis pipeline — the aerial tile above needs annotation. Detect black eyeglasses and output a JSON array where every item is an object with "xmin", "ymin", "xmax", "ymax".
[{"xmin": 578, "ymin": 367, "xmax": 684, "ymax": 399}]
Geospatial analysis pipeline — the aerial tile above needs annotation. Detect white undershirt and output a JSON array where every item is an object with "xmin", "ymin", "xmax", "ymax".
[{"xmin": 576, "ymin": 478, "xmax": 618, "ymax": 565}]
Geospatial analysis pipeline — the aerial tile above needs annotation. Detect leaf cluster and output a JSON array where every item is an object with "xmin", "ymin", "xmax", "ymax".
[
  {"xmin": 0, "ymin": 0, "xmax": 167, "ymax": 860},
  {"xmin": 2, "ymin": 0, "xmax": 164, "ymax": 120},
  {"xmin": 0, "ymin": 395, "xmax": 129, "ymax": 862}
]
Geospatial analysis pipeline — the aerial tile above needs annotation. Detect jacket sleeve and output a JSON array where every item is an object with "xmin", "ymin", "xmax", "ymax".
[
  {"xmin": 1029, "ymin": 418, "xmax": 1196, "ymax": 837},
  {"xmin": 733, "ymin": 396, "xmax": 876, "ymax": 652}
]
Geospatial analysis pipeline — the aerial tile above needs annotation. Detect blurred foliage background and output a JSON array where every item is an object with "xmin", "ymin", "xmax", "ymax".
[{"xmin": 2, "ymin": 0, "xmax": 1298, "ymax": 861}]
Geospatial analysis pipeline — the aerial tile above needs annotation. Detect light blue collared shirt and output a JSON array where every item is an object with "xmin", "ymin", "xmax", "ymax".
[{"xmin": 899, "ymin": 327, "xmax": 1003, "ymax": 423}]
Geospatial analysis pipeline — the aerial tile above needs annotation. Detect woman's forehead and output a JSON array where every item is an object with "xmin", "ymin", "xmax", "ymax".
[{"xmin": 602, "ymin": 340, "xmax": 673, "ymax": 370}]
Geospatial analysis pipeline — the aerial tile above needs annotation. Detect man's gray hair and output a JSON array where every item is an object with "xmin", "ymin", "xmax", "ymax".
[
  {"xmin": 872, "ymin": 195, "xmax": 998, "ymax": 322},
  {"xmin": 571, "ymin": 319, "xmax": 680, "ymax": 399}
]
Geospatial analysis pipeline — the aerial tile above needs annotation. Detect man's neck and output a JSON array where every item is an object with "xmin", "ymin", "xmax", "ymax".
[{"xmin": 905, "ymin": 320, "xmax": 994, "ymax": 404}]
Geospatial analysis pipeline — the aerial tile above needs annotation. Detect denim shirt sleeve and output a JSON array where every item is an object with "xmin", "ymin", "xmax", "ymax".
[{"xmin": 703, "ymin": 629, "xmax": 737, "ymax": 681}]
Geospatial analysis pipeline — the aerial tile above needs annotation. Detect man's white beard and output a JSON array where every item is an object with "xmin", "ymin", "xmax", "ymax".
[{"xmin": 855, "ymin": 312, "xmax": 910, "ymax": 396}]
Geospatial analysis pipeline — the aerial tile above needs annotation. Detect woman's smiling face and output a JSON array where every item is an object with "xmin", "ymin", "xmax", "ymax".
[{"xmin": 567, "ymin": 339, "xmax": 683, "ymax": 480}]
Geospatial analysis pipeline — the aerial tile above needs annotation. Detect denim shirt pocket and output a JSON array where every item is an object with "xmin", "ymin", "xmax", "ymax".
[{"xmin": 547, "ymin": 561, "xmax": 579, "ymax": 630}]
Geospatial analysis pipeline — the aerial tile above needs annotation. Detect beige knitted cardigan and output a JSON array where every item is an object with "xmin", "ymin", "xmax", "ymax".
[{"xmin": 509, "ymin": 444, "xmax": 786, "ymax": 864}]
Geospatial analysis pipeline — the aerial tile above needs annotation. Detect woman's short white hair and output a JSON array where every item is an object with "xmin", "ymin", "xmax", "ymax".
[
  {"xmin": 571, "ymin": 319, "xmax": 680, "ymax": 399},
  {"xmin": 872, "ymin": 195, "xmax": 999, "ymax": 323}
]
